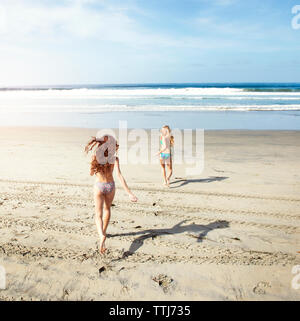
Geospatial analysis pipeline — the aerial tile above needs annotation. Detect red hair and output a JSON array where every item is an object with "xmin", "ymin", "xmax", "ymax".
[{"xmin": 85, "ymin": 135, "xmax": 119, "ymax": 176}]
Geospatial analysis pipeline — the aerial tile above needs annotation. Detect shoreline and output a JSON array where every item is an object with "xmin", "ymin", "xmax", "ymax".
[
  {"xmin": 1, "ymin": 125, "xmax": 300, "ymax": 131},
  {"xmin": 1, "ymin": 110, "xmax": 300, "ymax": 130}
]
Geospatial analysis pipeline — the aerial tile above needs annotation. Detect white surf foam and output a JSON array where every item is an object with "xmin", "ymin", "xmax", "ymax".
[
  {"xmin": 1, "ymin": 87, "xmax": 300, "ymax": 99},
  {"xmin": 1, "ymin": 104, "xmax": 300, "ymax": 113}
]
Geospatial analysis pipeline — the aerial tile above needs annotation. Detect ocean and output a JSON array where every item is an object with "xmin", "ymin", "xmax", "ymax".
[{"xmin": 0, "ymin": 83, "xmax": 300, "ymax": 129}]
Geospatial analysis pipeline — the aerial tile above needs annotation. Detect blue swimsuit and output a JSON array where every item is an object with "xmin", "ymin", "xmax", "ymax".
[
  {"xmin": 161, "ymin": 152, "xmax": 171, "ymax": 160},
  {"xmin": 160, "ymin": 137, "xmax": 171, "ymax": 160}
]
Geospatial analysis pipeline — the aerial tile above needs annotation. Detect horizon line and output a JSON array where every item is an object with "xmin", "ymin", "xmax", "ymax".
[{"xmin": 1, "ymin": 82, "xmax": 300, "ymax": 89}]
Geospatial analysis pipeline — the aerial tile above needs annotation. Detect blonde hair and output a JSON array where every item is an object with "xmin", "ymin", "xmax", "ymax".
[{"xmin": 162, "ymin": 125, "xmax": 174, "ymax": 146}]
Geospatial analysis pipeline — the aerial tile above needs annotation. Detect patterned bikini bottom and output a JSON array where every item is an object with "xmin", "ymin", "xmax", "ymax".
[{"xmin": 95, "ymin": 181, "xmax": 115, "ymax": 194}]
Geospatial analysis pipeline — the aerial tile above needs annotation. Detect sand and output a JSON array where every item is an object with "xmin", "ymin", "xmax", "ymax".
[{"xmin": 0, "ymin": 126, "xmax": 299, "ymax": 301}]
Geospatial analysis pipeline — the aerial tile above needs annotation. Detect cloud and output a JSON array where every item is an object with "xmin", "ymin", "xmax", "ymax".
[
  {"xmin": 0, "ymin": 0, "xmax": 238, "ymax": 51},
  {"xmin": 199, "ymin": 0, "xmax": 238, "ymax": 7},
  {"xmin": 193, "ymin": 15, "xmax": 260, "ymax": 37},
  {"xmin": 0, "ymin": 0, "xmax": 137, "ymax": 41},
  {"xmin": 214, "ymin": 0, "xmax": 237, "ymax": 5},
  {"xmin": 0, "ymin": 0, "xmax": 288, "ymax": 58}
]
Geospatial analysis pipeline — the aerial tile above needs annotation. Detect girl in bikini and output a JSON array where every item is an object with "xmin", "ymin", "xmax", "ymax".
[
  {"xmin": 157, "ymin": 125, "xmax": 174, "ymax": 187},
  {"xmin": 85, "ymin": 134, "xmax": 138, "ymax": 254}
]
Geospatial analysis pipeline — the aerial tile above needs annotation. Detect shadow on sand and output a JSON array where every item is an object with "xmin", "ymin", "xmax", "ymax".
[
  {"xmin": 108, "ymin": 219, "xmax": 229, "ymax": 262},
  {"xmin": 169, "ymin": 176, "xmax": 228, "ymax": 188}
]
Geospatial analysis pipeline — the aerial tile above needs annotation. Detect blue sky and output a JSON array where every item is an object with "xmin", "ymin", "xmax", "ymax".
[{"xmin": 0, "ymin": 0, "xmax": 300, "ymax": 85}]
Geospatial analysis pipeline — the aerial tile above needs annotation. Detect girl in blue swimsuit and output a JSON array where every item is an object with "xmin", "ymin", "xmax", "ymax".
[{"xmin": 157, "ymin": 125, "xmax": 174, "ymax": 187}]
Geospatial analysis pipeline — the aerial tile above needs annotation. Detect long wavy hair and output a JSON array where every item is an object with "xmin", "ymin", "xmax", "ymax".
[
  {"xmin": 85, "ymin": 135, "xmax": 119, "ymax": 176},
  {"xmin": 162, "ymin": 125, "xmax": 174, "ymax": 146}
]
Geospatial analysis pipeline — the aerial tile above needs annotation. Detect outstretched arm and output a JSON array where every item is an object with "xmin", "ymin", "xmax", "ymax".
[{"xmin": 115, "ymin": 157, "xmax": 138, "ymax": 202}]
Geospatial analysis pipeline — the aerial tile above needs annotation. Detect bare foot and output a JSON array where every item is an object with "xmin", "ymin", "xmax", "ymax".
[{"xmin": 99, "ymin": 234, "xmax": 107, "ymax": 254}]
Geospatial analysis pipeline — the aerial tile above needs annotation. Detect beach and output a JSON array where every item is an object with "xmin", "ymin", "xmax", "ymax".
[{"xmin": 0, "ymin": 126, "xmax": 299, "ymax": 300}]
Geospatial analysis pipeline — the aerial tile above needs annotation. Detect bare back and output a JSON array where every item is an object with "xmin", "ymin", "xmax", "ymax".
[
  {"xmin": 95, "ymin": 163, "xmax": 115, "ymax": 183},
  {"xmin": 160, "ymin": 134, "xmax": 171, "ymax": 154}
]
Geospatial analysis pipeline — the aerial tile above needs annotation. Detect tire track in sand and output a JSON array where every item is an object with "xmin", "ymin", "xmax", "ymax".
[
  {"xmin": 0, "ymin": 216, "xmax": 274, "ymax": 258},
  {"xmin": 0, "ymin": 179, "xmax": 299, "ymax": 202},
  {"xmin": 1, "ymin": 215, "xmax": 299, "ymax": 267},
  {"xmin": 0, "ymin": 241, "xmax": 298, "ymax": 266},
  {"xmin": 0, "ymin": 191, "xmax": 299, "ymax": 234},
  {"xmin": 1, "ymin": 190, "xmax": 299, "ymax": 221}
]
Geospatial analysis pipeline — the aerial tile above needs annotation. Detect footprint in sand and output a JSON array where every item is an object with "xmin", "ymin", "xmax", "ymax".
[
  {"xmin": 253, "ymin": 281, "xmax": 271, "ymax": 295},
  {"xmin": 152, "ymin": 274, "xmax": 174, "ymax": 293}
]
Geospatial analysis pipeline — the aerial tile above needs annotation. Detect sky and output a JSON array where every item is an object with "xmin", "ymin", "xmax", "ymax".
[{"xmin": 0, "ymin": 0, "xmax": 300, "ymax": 86}]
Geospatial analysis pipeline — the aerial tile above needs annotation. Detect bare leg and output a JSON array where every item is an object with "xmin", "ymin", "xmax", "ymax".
[
  {"xmin": 101, "ymin": 188, "xmax": 116, "ymax": 253},
  {"xmin": 166, "ymin": 158, "xmax": 173, "ymax": 186},
  {"xmin": 160, "ymin": 161, "xmax": 168, "ymax": 186},
  {"xmin": 102, "ymin": 205, "xmax": 111, "ymax": 235},
  {"xmin": 94, "ymin": 186, "xmax": 105, "ymax": 254}
]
